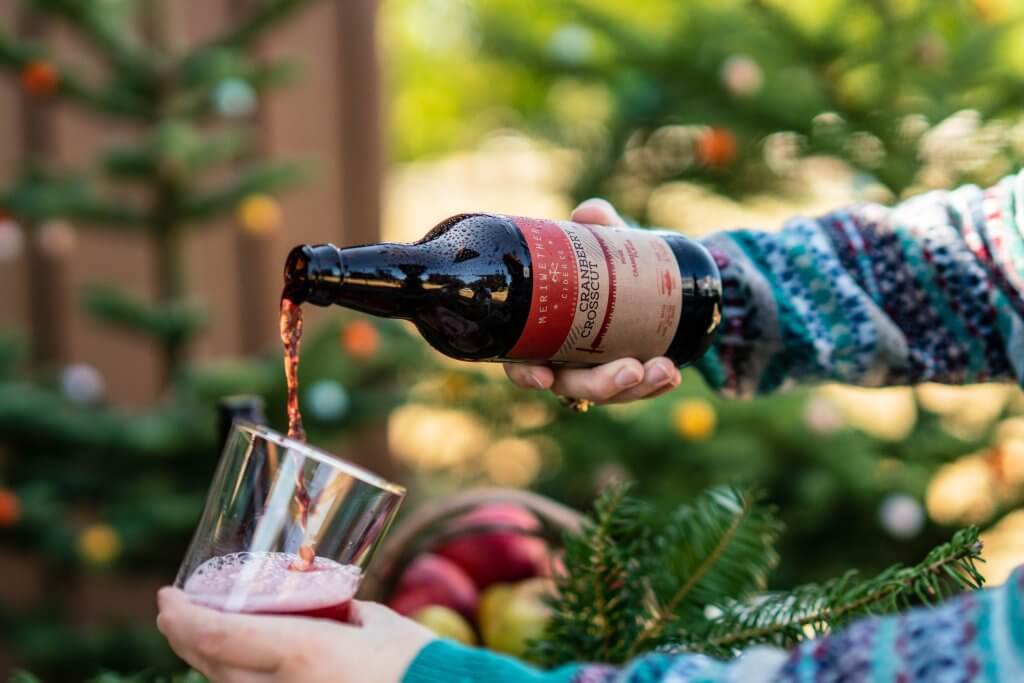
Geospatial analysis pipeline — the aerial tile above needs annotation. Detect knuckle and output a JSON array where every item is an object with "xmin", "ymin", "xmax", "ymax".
[{"xmin": 588, "ymin": 378, "xmax": 620, "ymax": 402}]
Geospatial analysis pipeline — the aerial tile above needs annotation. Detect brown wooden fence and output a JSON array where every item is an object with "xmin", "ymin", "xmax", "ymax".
[{"xmin": 0, "ymin": 0, "xmax": 382, "ymax": 405}]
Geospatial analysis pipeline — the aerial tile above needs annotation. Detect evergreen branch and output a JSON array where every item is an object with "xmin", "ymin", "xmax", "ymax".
[
  {"xmin": 103, "ymin": 126, "xmax": 255, "ymax": 180},
  {"xmin": 1, "ymin": 173, "xmax": 146, "ymax": 228},
  {"xmin": 692, "ymin": 527, "xmax": 985, "ymax": 656},
  {"xmin": 180, "ymin": 161, "xmax": 308, "ymax": 223},
  {"xmin": 628, "ymin": 488, "xmax": 781, "ymax": 658},
  {"xmin": 0, "ymin": 381, "xmax": 213, "ymax": 458},
  {"xmin": 203, "ymin": 0, "xmax": 319, "ymax": 50},
  {"xmin": 82, "ymin": 285, "xmax": 206, "ymax": 344},
  {"xmin": 0, "ymin": 333, "xmax": 24, "ymax": 380},
  {"xmin": 529, "ymin": 481, "xmax": 652, "ymax": 667},
  {"xmin": 0, "ymin": 26, "xmax": 147, "ymax": 117},
  {"xmin": 25, "ymin": 0, "xmax": 152, "ymax": 76},
  {"xmin": 534, "ymin": 486, "xmax": 781, "ymax": 667},
  {"xmin": 173, "ymin": 58, "xmax": 299, "ymax": 119}
]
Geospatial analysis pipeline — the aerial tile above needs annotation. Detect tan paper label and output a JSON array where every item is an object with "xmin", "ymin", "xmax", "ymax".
[{"xmin": 507, "ymin": 217, "xmax": 683, "ymax": 363}]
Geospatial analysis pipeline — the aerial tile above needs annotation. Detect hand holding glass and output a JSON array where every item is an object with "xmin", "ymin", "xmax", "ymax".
[{"xmin": 175, "ymin": 422, "xmax": 405, "ymax": 622}]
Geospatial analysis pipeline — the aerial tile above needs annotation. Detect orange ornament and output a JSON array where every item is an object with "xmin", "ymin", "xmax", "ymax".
[
  {"xmin": 697, "ymin": 127, "xmax": 737, "ymax": 168},
  {"xmin": 0, "ymin": 489, "xmax": 21, "ymax": 527},
  {"xmin": 21, "ymin": 60, "xmax": 59, "ymax": 97},
  {"xmin": 341, "ymin": 319, "xmax": 379, "ymax": 359}
]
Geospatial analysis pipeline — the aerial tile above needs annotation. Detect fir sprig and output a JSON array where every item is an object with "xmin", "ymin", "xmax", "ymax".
[
  {"xmin": 534, "ymin": 485, "xmax": 985, "ymax": 668},
  {"xmin": 692, "ymin": 527, "xmax": 985, "ymax": 657},
  {"xmin": 532, "ymin": 484, "xmax": 781, "ymax": 666}
]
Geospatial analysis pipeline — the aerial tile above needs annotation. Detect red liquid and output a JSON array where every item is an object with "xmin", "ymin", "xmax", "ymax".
[
  {"xmin": 280, "ymin": 297, "xmax": 315, "ymax": 570},
  {"xmin": 280, "ymin": 297, "xmax": 305, "ymax": 443},
  {"xmin": 184, "ymin": 551, "xmax": 361, "ymax": 622}
]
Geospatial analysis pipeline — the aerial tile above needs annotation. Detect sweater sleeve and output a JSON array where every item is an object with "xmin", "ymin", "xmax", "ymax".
[
  {"xmin": 402, "ymin": 567, "xmax": 1024, "ymax": 683},
  {"xmin": 695, "ymin": 170, "xmax": 1024, "ymax": 396}
]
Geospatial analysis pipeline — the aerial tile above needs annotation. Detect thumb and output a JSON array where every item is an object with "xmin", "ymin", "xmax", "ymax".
[
  {"xmin": 349, "ymin": 600, "xmax": 404, "ymax": 628},
  {"xmin": 571, "ymin": 198, "xmax": 627, "ymax": 227}
]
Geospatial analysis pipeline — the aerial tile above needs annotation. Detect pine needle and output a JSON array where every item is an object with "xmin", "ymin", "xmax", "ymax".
[
  {"xmin": 534, "ymin": 486, "xmax": 986, "ymax": 669},
  {"xmin": 691, "ymin": 527, "xmax": 985, "ymax": 657}
]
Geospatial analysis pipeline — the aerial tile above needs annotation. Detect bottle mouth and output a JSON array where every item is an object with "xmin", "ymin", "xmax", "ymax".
[
  {"xmin": 282, "ymin": 245, "xmax": 314, "ymax": 304},
  {"xmin": 283, "ymin": 244, "xmax": 344, "ymax": 306}
]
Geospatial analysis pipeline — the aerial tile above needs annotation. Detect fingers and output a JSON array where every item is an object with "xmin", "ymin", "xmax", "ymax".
[
  {"xmin": 549, "ymin": 358, "xmax": 645, "ymax": 403},
  {"xmin": 549, "ymin": 357, "xmax": 680, "ymax": 404},
  {"xmin": 503, "ymin": 363, "xmax": 554, "ymax": 390},
  {"xmin": 348, "ymin": 600, "xmax": 401, "ymax": 628},
  {"xmin": 604, "ymin": 357, "xmax": 682, "ymax": 403},
  {"xmin": 157, "ymin": 587, "xmax": 316, "ymax": 673},
  {"xmin": 571, "ymin": 198, "xmax": 627, "ymax": 227}
]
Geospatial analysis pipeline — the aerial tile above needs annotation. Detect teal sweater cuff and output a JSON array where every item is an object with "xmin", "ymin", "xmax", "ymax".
[{"xmin": 402, "ymin": 640, "xmax": 581, "ymax": 683}]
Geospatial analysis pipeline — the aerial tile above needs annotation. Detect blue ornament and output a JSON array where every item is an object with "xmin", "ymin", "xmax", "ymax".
[
  {"xmin": 547, "ymin": 24, "xmax": 594, "ymax": 66},
  {"xmin": 306, "ymin": 380, "xmax": 349, "ymax": 422},
  {"xmin": 213, "ymin": 78, "xmax": 256, "ymax": 118}
]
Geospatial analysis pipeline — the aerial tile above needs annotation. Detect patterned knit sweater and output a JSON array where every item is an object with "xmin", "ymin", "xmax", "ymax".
[{"xmin": 402, "ymin": 171, "xmax": 1024, "ymax": 683}]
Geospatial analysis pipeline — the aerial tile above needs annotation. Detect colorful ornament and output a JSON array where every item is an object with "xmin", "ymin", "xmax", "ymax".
[
  {"xmin": 974, "ymin": 0, "xmax": 1010, "ymax": 23},
  {"xmin": 212, "ymin": 78, "xmax": 257, "ymax": 118},
  {"xmin": 696, "ymin": 127, "xmax": 737, "ymax": 168},
  {"xmin": 341, "ymin": 319, "xmax": 379, "ymax": 359},
  {"xmin": 77, "ymin": 523, "xmax": 121, "ymax": 566},
  {"xmin": 878, "ymin": 493, "xmax": 925, "ymax": 540},
  {"xmin": 21, "ymin": 60, "xmax": 59, "ymax": 97},
  {"xmin": 0, "ymin": 489, "xmax": 21, "ymax": 527},
  {"xmin": 803, "ymin": 395, "xmax": 844, "ymax": 434},
  {"xmin": 38, "ymin": 219, "xmax": 77, "ymax": 257},
  {"xmin": 60, "ymin": 363, "xmax": 105, "ymax": 404},
  {"xmin": 305, "ymin": 379, "xmax": 350, "ymax": 421},
  {"xmin": 720, "ymin": 55, "xmax": 763, "ymax": 97},
  {"xmin": 0, "ymin": 217, "xmax": 25, "ymax": 263},
  {"xmin": 672, "ymin": 399, "xmax": 717, "ymax": 440},
  {"xmin": 547, "ymin": 24, "xmax": 594, "ymax": 66},
  {"xmin": 237, "ymin": 194, "xmax": 281, "ymax": 235}
]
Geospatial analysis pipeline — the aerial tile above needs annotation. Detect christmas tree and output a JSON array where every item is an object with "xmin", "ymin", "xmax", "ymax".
[{"xmin": 0, "ymin": 1, "xmax": 431, "ymax": 678}]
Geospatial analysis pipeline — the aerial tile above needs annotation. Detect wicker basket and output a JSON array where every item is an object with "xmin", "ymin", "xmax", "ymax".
[{"xmin": 361, "ymin": 487, "xmax": 584, "ymax": 603}]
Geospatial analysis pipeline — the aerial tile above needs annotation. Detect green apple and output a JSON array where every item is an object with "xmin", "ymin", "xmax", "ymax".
[
  {"xmin": 478, "ymin": 579, "xmax": 554, "ymax": 657},
  {"xmin": 410, "ymin": 605, "xmax": 477, "ymax": 646}
]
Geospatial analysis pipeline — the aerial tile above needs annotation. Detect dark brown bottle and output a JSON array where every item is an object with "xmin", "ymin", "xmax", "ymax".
[{"xmin": 283, "ymin": 213, "xmax": 722, "ymax": 367}]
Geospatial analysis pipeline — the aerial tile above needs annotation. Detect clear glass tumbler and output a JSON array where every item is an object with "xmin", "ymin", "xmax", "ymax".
[{"xmin": 175, "ymin": 421, "xmax": 405, "ymax": 622}]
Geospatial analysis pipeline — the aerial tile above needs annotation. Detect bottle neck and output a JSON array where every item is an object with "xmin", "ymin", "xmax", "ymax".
[{"xmin": 284, "ymin": 243, "xmax": 426, "ymax": 319}]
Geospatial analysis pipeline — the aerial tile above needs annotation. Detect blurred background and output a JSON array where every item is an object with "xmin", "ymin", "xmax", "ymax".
[{"xmin": 1, "ymin": 0, "xmax": 1024, "ymax": 678}]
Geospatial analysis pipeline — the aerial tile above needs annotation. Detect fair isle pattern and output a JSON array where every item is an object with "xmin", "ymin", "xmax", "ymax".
[{"xmin": 696, "ymin": 171, "xmax": 1024, "ymax": 396}]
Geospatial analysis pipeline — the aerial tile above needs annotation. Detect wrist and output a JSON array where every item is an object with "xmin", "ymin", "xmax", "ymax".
[{"xmin": 402, "ymin": 639, "xmax": 580, "ymax": 683}]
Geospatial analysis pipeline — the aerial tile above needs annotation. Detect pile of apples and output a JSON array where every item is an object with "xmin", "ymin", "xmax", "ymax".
[{"xmin": 387, "ymin": 502, "xmax": 557, "ymax": 657}]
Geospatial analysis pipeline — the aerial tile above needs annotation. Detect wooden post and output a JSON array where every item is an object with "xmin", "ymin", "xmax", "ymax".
[
  {"xmin": 336, "ymin": 0, "xmax": 382, "ymax": 246},
  {"xmin": 19, "ymin": 6, "xmax": 69, "ymax": 369},
  {"xmin": 230, "ymin": 0, "xmax": 279, "ymax": 355}
]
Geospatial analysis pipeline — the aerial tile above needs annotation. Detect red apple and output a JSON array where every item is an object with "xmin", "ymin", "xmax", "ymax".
[
  {"xmin": 434, "ymin": 503, "xmax": 549, "ymax": 589},
  {"xmin": 388, "ymin": 553, "xmax": 478, "ymax": 620}
]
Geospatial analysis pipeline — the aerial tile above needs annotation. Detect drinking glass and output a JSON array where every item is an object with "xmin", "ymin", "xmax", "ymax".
[{"xmin": 175, "ymin": 421, "xmax": 405, "ymax": 621}]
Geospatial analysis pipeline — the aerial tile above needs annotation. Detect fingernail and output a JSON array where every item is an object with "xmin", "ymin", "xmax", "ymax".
[
  {"xmin": 577, "ymin": 197, "xmax": 609, "ymax": 210},
  {"xmin": 528, "ymin": 373, "xmax": 545, "ymax": 389},
  {"xmin": 615, "ymin": 366, "xmax": 642, "ymax": 388},
  {"xmin": 648, "ymin": 363, "xmax": 669, "ymax": 385}
]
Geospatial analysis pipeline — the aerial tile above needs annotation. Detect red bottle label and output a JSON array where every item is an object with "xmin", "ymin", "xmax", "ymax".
[{"xmin": 507, "ymin": 217, "xmax": 683, "ymax": 363}]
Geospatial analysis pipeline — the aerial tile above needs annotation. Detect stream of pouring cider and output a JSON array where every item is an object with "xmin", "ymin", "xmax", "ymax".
[{"xmin": 279, "ymin": 296, "xmax": 315, "ymax": 571}]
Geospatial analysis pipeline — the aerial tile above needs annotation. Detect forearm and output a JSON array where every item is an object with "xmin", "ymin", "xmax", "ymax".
[{"xmin": 696, "ymin": 171, "xmax": 1024, "ymax": 396}]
